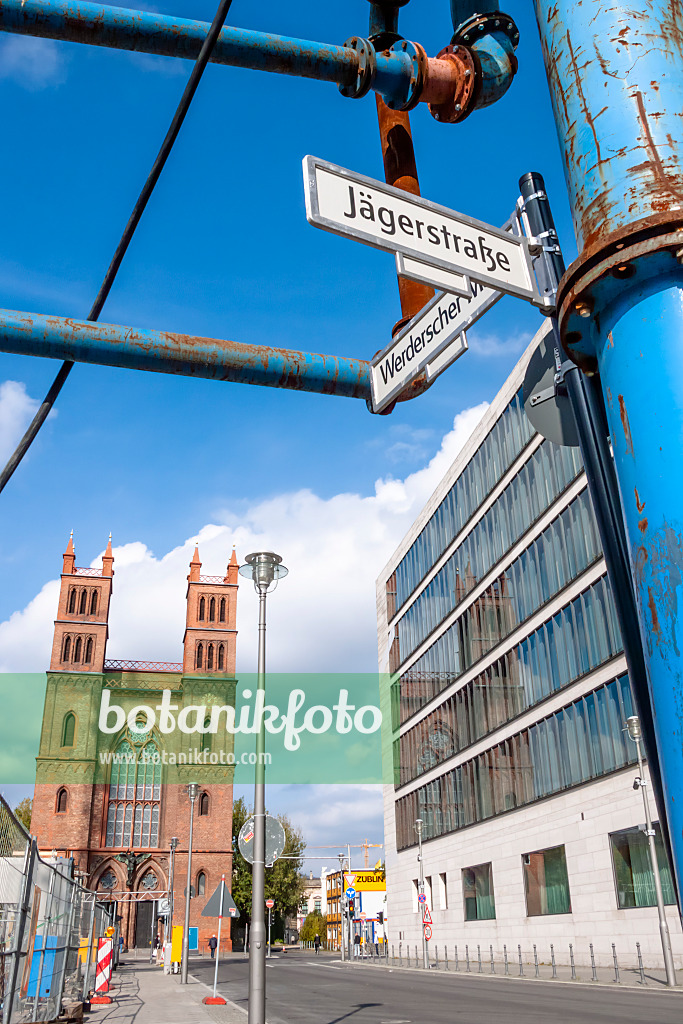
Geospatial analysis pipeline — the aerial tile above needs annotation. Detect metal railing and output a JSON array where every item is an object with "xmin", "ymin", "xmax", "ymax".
[
  {"xmin": 103, "ymin": 660, "xmax": 184, "ymax": 672},
  {"xmin": 72, "ymin": 567, "xmax": 103, "ymax": 577},
  {"xmin": 0, "ymin": 795, "xmax": 116, "ymax": 1023}
]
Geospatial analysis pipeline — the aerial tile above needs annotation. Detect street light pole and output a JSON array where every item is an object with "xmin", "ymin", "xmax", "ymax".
[
  {"xmin": 626, "ymin": 716, "xmax": 676, "ymax": 987},
  {"xmin": 181, "ymin": 784, "xmax": 199, "ymax": 984},
  {"xmin": 239, "ymin": 552, "xmax": 288, "ymax": 1024},
  {"xmin": 167, "ymin": 836, "xmax": 178, "ymax": 947},
  {"xmin": 414, "ymin": 819, "xmax": 428, "ymax": 969}
]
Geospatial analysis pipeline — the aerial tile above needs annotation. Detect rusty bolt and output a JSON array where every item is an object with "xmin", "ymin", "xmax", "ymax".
[
  {"xmin": 455, "ymin": 103, "xmax": 462, "ymax": 112},
  {"xmin": 575, "ymin": 299, "xmax": 594, "ymax": 318},
  {"xmin": 465, "ymin": 68, "xmax": 471, "ymax": 77},
  {"xmin": 676, "ymin": 247, "xmax": 683, "ymax": 265}
]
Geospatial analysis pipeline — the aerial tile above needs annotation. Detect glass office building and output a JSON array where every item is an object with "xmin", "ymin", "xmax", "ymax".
[{"xmin": 376, "ymin": 325, "xmax": 681, "ymax": 967}]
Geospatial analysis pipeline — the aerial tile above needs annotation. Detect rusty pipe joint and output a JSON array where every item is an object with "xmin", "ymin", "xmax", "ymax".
[
  {"xmin": 450, "ymin": 11, "xmax": 519, "ymax": 110},
  {"xmin": 424, "ymin": 46, "xmax": 477, "ymax": 123}
]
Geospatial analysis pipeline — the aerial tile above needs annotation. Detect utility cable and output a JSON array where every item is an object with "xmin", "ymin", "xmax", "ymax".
[{"xmin": 0, "ymin": 0, "xmax": 235, "ymax": 496}]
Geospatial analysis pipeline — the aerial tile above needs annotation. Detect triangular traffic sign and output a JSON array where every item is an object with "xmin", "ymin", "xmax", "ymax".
[
  {"xmin": 202, "ymin": 883, "xmax": 239, "ymax": 918},
  {"xmin": 422, "ymin": 906, "xmax": 432, "ymax": 926}
]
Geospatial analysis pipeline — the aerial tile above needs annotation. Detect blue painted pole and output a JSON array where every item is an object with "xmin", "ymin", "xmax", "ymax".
[
  {"xmin": 0, "ymin": 307, "xmax": 372, "ymax": 400},
  {"xmin": 534, "ymin": 0, "xmax": 683, "ymax": 898}
]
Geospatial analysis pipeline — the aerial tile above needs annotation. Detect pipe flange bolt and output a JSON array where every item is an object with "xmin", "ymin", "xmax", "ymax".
[
  {"xmin": 452, "ymin": 11, "xmax": 519, "ymax": 49},
  {"xmin": 339, "ymin": 37, "xmax": 377, "ymax": 99},
  {"xmin": 384, "ymin": 39, "xmax": 428, "ymax": 111},
  {"xmin": 428, "ymin": 45, "xmax": 477, "ymax": 123}
]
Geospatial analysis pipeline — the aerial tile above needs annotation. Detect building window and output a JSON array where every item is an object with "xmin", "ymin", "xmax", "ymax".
[
  {"xmin": 463, "ymin": 863, "xmax": 495, "ymax": 921},
  {"xmin": 79, "ymin": 589, "xmax": 87, "ymax": 614},
  {"xmin": 90, "ymin": 590, "xmax": 98, "ymax": 615},
  {"xmin": 207, "ymin": 644, "xmax": 214, "ymax": 670},
  {"xmin": 199, "ymin": 792, "xmax": 209, "ymax": 816},
  {"xmin": 68, "ymin": 589, "xmax": 76, "ymax": 614},
  {"xmin": 73, "ymin": 637, "xmax": 82, "ymax": 663},
  {"xmin": 438, "ymin": 872, "xmax": 448, "ymax": 910},
  {"xmin": 84, "ymin": 637, "xmax": 93, "ymax": 664},
  {"xmin": 196, "ymin": 643, "xmax": 203, "ymax": 670},
  {"xmin": 105, "ymin": 739, "xmax": 161, "ymax": 848},
  {"xmin": 218, "ymin": 644, "xmax": 225, "ymax": 670},
  {"xmin": 199, "ymin": 597, "xmax": 205, "ymax": 621},
  {"xmin": 197, "ymin": 871, "xmax": 206, "ymax": 896},
  {"xmin": 209, "ymin": 597, "xmax": 215, "ymax": 622},
  {"xmin": 219, "ymin": 598, "xmax": 226, "ymax": 623},
  {"xmin": 610, "ymin": 825, "xmax": 676, "ymax": 909},
  {"xmin": 299, "ymin": 900, "xmax": 308, "ymax": 915},
  {"xmin": 314, "ymin": 898, "xmax": 321, "ymax": 913},
  {"xmin": 62, "ymin": 712, "xmax": 76, "ymax": 747},
  {"xmin": 56, "ymin": 787, "xmax": 68, "ymax": 813},
  {"xmin": 523, "ymin": 845, "xmax": 571, "ymax": 916},
  {"xmin": 62, "ymin": 635, "xmax": 71, "ymax": 662}
]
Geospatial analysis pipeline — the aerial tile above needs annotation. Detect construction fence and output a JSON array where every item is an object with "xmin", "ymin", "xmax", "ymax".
[{"xmin": 0, "ymin": 794, "xmax": 117, "ymax": 1023}]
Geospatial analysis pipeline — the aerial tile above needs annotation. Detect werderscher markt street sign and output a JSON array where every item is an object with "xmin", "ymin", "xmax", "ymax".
[{"xmin": 303, "ymin": 156, "xmax": 542, "ymax": 306}]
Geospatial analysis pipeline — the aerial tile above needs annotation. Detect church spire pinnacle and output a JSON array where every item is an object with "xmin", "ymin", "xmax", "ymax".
[
  {"xmin": 226, "ymin": 545, "xmax": 239, "ymax": 584},
  {"xmin": 189, "ymin": 542, "xmax": 202, "ymax": 583},
  {"xmin": 62, "ymin": 531, "xmax": 76, "ymax": 574},
  {"xmin": 102, "ymin": 533, "xmax": 114, "ymax": 577}
]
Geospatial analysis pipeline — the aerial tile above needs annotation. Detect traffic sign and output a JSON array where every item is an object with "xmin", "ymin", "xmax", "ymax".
[
  {"xmin": 238, "ymin": 816, "xmax": 286, "ymax": 866},
  {"xmin": 303, "ymin": 156, "xmax": 543, "ymax": 306},
  {"xmin": 158, "ymin": 898, "xmax": 171, "ymax": 915},
  {"xmin": 422, "ymin": 907, "xmax": 432, "ymax": 926},
  {"xmin": 523, "ymin": 325, "xmax": 580, "ymax": 448},
  {"xmin": 266, "ymin": 899, "xmax": 275, "ymax": 909},
  {"xmin": 417, "ymin": 893, "xmax": 426, "ymax": 904},
  {"xmin": 360, "ymin": 912, "xmax": 366, "ymax": 921},
  {"xmin": 423, "ymin": 925, "xmax": 432, "ymax": 942},
  {"xmin": 345, "ymin": 887, "xmax": 356, "ymax": 899},
  {"xmin": 369, "ymin": 278, "xmax": 499, "ymax": 413},
  {"xmin": 202, "ymin": 883, "xmax": 239, "ymax": 919}
]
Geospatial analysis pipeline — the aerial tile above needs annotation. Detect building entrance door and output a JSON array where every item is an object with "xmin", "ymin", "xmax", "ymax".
[{"xmin": 134, "ymin": 900, "xmax": 154, "ymax": 948}]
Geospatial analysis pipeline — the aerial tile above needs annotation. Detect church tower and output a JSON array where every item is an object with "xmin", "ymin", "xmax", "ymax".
[
  {"xmin": 183, "ymin": 545, "xmax": 238, "ymax": 675},
  {"xmin": 48, "ymin": 532, "xmax": 114, "ymax": 672}
]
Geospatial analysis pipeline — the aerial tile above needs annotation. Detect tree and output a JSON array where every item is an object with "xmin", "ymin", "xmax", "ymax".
[
  {"xmin": 231, "ymin": 797, "xmax": 307, "ymax": 925},
  {"xmin": 300, "ymin": 912, "xmax": 326, "ymax": 943},
  {"xmin": 14, "ymin": 797, "xmax": 32, "ymax": 832}
]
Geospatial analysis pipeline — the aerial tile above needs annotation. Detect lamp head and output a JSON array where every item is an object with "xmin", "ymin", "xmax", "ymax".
[
  {"xmin": 414, "ymin": 818, "xmax": 423, "ymax": 836},
  {"xmin": 626, "ymin": 715, "xmax": 642, "ymax": 741},
  {"xmin": 187, "ymin": 783, "xmax": 199, "ymax": 802},
  {"xmin": 170, "ymin": 836, "xmax": 179, "ymax": 850},
  {"xmin": 239, "ymin": 551, "xmax": 288, "ymax": 593}
]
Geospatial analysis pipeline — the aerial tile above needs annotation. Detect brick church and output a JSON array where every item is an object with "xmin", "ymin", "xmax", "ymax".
[{"xmin": 31, "ymin": 534, "xmax": 239, "ymax": 950}]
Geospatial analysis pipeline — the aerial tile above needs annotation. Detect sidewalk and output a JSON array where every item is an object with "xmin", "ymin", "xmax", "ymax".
[{"xmin": 87, "ymin": 958, "xmax": 247, "ymax": 1024}]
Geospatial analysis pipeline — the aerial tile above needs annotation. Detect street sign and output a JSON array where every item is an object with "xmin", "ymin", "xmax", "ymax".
[
  {"xmin": 158, "ymin": 898, "xmax": 171, "ymax": 915},
  {"xmin": 422, "ymin": 907, "xmax": 432, "ymax": 926},
  {"xmin": 417, "ymin": 893, "xmax": 426, "ymax": 904},
  {"xmin": 303, "ymin": 156, "xmax": 541, "ymax": 306},
  {"xmin": 202, "ymin": 883, "xmax": 239, "ymax": 918},
  {"xmin": 369, "ymin": 279, "xmax": 500, "ymax": 413},
  {"xmin": 266, "ymin": 899, "xmax": 275, "ymax": 909},
  {"xmin": 423, "ymin": 925, "xmax": 432, "ymax": 942},
  {"xmin": 238, "ymin": 815, "xmax": 286, "ymax": 866},
  {"xmin": 345, "ymin": 887, "xmax": 356, "ymax": 899},
  {"xmin": 360, "ymin": 912, "xmax": 366, "ymax": 921},
  {"xmin": 396, "ymin": 253, "xmax": 471, "ymax": 299},
  {"xmin": 523, "ymin": 324, "xmax": 580, "ymax": 447}
]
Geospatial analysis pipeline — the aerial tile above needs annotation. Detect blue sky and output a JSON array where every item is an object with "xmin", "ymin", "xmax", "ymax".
[{"xmin": 0, "ymin": 0, "xmax": 575, "ymax": 859}]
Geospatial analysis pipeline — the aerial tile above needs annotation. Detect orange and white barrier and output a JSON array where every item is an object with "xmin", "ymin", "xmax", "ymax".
[{"xmin": 91, "ymin": 937, "xmax": 113, "ymax": 1004}]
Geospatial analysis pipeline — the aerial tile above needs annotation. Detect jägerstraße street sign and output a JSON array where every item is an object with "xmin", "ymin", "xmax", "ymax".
[
  {"xmin": 370, "ymin": 279, "xmax": 501, "ymax": 412},
  {"xmin": 303, "ymin": 155, "xmax": 541, "ymax": 305}
]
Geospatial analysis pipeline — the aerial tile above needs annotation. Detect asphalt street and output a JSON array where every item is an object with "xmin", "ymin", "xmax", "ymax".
[{"xmin": 190, "ymin": 950, "xmax": 682, "ymax": 1024}]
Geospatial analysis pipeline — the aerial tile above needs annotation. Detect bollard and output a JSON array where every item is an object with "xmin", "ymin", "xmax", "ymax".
[
  {"xmin": 518, "ymin": 945, "xmax": 524, "ymax": 977},
  {"xmin": 478, "ymin": 944, "xmax": 482, "ymax": 973},
  {"xmin": 551, "ymin": 944, "xmax": 557, "ymax": 980},
  {"xmin": 636, "ymin": 942, "xmax": 646, "ymax": 985},
  {"xmin": 392, "ymin": 943, "xmax": 395, "ymax": 967},
  {"xmin": 490, "ymin": 945, "xmax": 495, "ymax": 974},
  {"xmin": 590, "ymin": 943, "xmax": 597, "ymax": 982},
  {"xmin": 504, "ymin": 944, "xmax": 509, "ymax": 975},
  {"xmin": 455, "ymin": 945, "xmax": 459, "ymax": 972},
  {"xmin": 612, "ymin": 944, "xmax": 620, "ymax": 984},
  {"xmin": 435, "ymin": 947, "xmax": 439, "ymax": 970},
  {"xmin": 534, "ymin": 944, "xmax": 539, "ymax": 977},
  {"xmin": 569, "ymin": 944, "xmax": 576, "ymax": 981},
  {"xmin": 466, "ymin": 944, "xmax": 471, "ymax": 972},
  {"xmin": 445, "ymin": 945, "xmax": 449, "ymax": 971},
  {"xmin": 415, "ymin": 945, "xmax": 418, "ymax": 969}
]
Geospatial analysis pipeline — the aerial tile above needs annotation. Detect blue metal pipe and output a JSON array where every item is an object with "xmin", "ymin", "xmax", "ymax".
[
  {"xmin": 0, "ymin": 0, "xmax": 413, "ymax": 108},
  {"xmin": 0, "ymin": 307, "xmax": 372, "ymax": 400},
  {"xmin": 469, "ymin": 31, "xmax": 516, "ymax": 110}
]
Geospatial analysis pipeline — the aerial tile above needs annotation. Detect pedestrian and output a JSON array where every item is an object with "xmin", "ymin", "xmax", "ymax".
[
  {"xmin": 153, "ymin": 934, "xmax": 161, "ymax": 965},
  {"xmin": 354, "ymin": 933, "xmax": 361, "ymax": 959},
  {"xmin": 314, "ymin": 933, "xmax": 320, "ymax": 956},
  {"xmin": 209, "ymin": 934, "xmax": 218, "ymax": 959}
]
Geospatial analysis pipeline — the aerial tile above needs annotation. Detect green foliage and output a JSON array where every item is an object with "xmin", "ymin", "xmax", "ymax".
[
  {"xmin": 231, "ymin": 797, "xmax": 307, "ymax": 924},
  {"xmin": 14, "ymin": 797, "xmax": 32, "ymax": 831},
  {"xmin": 300, "ymin": 912, "xmax": 326, "ymax": 943}
]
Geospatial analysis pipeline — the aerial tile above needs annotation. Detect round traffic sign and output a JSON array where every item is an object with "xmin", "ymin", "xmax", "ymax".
[
  {"xmin": 238, "ymin": 816, "xmax": 286, "ymax": 866},
  {"xmin": 265, "ymin": 899, "xmax": 275, "ymax": 909},
  {"xmin": 359, "ymin": 912, "xmax": 366, "ymax": 921},
  {"xmin": 417, "ymin": 893, "xmax": 426, "ymax": 904},
  {"xmin": 345, "ymin": 887, "xmax": 356, "ymax": 899},
  {"xmin": 423, "ymin": 925, "xmax": 432, "ymax": 941}
]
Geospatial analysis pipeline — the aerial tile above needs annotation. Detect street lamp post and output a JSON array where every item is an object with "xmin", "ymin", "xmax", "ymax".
[
  {"xmin": 626, "ymin": 716, "xmax": 676, "ymax": 987},
  {"xmin": 181, "ymin": 784, "xmax": 199, "ymax": 984},
  {"xmin": 239, "ymin": 551, "xmax": 288, "ymax": 1024},
  {"xmin": 414, "ymin": 819, "xmax": 428, "ymax": 969},
  {"xmin": 167, "ymin": 836, "xmax": 178, "ymax": 947}
]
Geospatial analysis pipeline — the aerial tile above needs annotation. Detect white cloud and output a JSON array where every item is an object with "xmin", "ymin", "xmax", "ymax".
[
  {"xmin": 0, "ymin": 36, "xmax": 67, "ymax": 90},
  {"xmin": 470, "ymin": 330, "xmax": 532, "ymax": 359},
  {"xmin": 0, "ymin": 381, "xmax": 40, "ymax": 465},
  {"xmin": 0, "ymin": 403, "xmax": 488, "ymax": 675}
]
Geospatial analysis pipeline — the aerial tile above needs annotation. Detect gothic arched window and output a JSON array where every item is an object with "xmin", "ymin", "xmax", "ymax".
[
  {"xmin": 84, "ymin": 637, "xmax": 93, "ymax": 664},
  {"xmin": 105, "ymin": 739, "xmax": 161, "ymax": 848},
  {"xmin": 56, "ymin": 788, "xmax": 68, "ymax": 813},
  {"xmin": 62, "ymin": 712, "xmax": 76, "ymax": 747},
  {"xmin": 219, "ymin": 598, "xmax": 226, "ymax": 623},
  {"xmin": 62, "ymin": 635, "xmax": 71, "ymax": 662},
  {"xmin": 199, "ymin": 792, "xmax": 209, "ymax": 816},
  {"xmin": 198, "ymin": 597, "xmax": 205, "ymax": 621},
  {"xmin": 73, "ymin": 637, "xmax": 82, "ymax": 663},
  {"xmin": 79, "ymin": 590, "xmax": 87, "ymax": 614},
  {"xmin": 207, "ymin": 644, "xmax": 214, "ymax": 671},
  {"xmin": 217, "ymin": 644, "xmax": 225, "ymax": 670},
  {"xmin": 196, "ymin": 643, "xmax": 203, "ymax": 670},
  {"xmin": 197, "ymin": 871, "xmax": 206, "ymax": 895},
  {"xmin": 90, "ymin": 590, "xmax": 98, "ymax": 616},
  {"xmin": 68, "ymin": 589, "xmax": 76, "ymax": 614},
  {"xmin": 209, "ymin": 597, "xmax": 215, "ymax": 622}
]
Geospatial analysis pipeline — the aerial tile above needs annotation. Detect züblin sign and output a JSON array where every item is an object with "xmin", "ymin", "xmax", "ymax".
[{"xmin": 344, "ymin": 872, "xmax": 386, "ymax": 892}]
